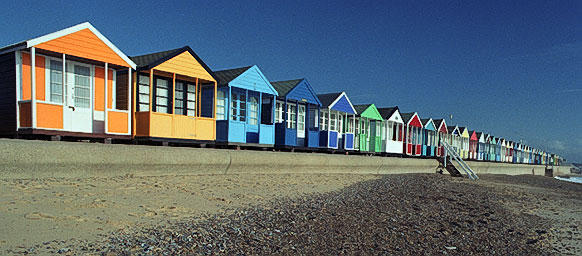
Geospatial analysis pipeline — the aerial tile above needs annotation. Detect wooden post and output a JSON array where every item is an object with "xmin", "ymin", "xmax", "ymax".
[
  {"xmin": 172, "ymin": 73, "xmax": 176, "ymax": 114},
  {"xmin": 128, "ymin": 68, "xmax": 132, "ymax": 136},
  {"xmin": 31, "ymin": 47, "xmax": 36, "ymax": 128},
  {"xmin": 149, "ymin": 69, "xmax": 153, "ymax": 112},
  {"xmin": 195, "ymin": 78, "xmax": 199, "ymax": 117},
  {"xmin": 104, "ymin": 63, "xmax": 108, "ymax": 134}
]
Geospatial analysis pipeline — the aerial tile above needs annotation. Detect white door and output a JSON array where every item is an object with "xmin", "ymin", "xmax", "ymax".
[
  {"xmin": 297, "ymin": 104, "xmax": 306, "ymax": 138},
  {"xmin": 64, "ymin": 62, "xmax": 93, "ymax": 133}
]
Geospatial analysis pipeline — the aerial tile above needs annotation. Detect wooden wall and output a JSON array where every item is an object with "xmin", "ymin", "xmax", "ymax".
[{"xmin": 0, "ymin": 52, "xmax": 16, "ymax": 135}]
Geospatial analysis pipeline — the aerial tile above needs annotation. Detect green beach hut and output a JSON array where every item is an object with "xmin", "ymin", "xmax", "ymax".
[{"xmin": 353, "ymin": 104, "xmax": 383, "ymax": 153}]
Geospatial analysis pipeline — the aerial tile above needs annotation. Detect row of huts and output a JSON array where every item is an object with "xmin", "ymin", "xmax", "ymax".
[{"xmin": 0, "ymin": 22, "xmax": 564, "ymax": 166}]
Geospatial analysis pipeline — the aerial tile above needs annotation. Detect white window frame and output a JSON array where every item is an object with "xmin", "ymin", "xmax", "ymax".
[
  {"xmin": 287, "ymin": 103, "xmax": 296, "ymax": 129},
  {"xmin": 216, "ymin": 90, "xmax": 226, "ymax": 120},
  {"xmin": 275, "ymin": 101, "xmax": 284, "ymax": 123},
  {"xmin": 297, "ymin": 104, "xmax": 306, "ymax": 138},
  {"xmin": 249, "ymin": 96, "xmax": 259, "ymax": 125}
]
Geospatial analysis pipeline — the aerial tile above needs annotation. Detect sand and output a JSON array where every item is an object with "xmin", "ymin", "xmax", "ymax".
[
  {"xmin": 0, "ymin": 173, "xmax": 380, "ymax": 254},
  {"xmin": 1, "ymin": 172, "xmax": 581, "ymax": 254}
]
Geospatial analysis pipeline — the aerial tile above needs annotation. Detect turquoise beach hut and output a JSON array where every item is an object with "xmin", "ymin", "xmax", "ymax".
[{"xmin": 214, "ymin": 65, "xmax": 278, "ymax": 146}]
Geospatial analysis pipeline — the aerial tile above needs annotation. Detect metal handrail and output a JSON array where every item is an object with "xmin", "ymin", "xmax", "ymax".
[{"xmin": 442, "ymin": 141, "xmax": 479, "ymax": 180}]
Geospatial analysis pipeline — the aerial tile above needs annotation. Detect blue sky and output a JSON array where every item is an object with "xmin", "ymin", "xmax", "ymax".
[{"xmin": 1, "ymin": 1, "xmax": 581, "ymax": 162}]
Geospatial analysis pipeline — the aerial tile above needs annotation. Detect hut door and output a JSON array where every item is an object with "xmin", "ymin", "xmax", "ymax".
[
  {"xmin": 297, "ymin": 105, "xmax": 306, "ymax": 138},
  {"xmin": 64, "ymin": 63, "xmax": 93, "ymax": 133}
]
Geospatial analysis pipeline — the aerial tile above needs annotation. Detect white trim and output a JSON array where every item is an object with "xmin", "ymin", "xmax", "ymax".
[
  {"xmin": 423, "ymin": 118, "xmax": 435, "ymax": 130},
  {"xmin": 31, "ymin": 47, "xmax": 36, "ymax": 128},
  {"xmin": 104, "ymin": 63, "xmax": 108, "ymax": 134},
  {"xmin": 107, "ymin": 109, "xmax": 129, "ymax": 114},
  {"xmin": 328, "ymin": 91, "xmax": 357, "ymax": 114},
  {"xmin": 25, "ymin": 22, "xmax": 137, "ymax": 69},
  {"xmin": 127, "ymin": 68, "xmax": 132, "ymax": 134},
  {"xmin": 15, "ymin": 51, "xmax": 21, "ymax": 130}
]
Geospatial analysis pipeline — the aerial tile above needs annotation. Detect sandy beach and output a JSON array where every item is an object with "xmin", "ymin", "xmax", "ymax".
[{"xmin": 1, "ymin": 172, "xmax": 581, "ymax": 255}]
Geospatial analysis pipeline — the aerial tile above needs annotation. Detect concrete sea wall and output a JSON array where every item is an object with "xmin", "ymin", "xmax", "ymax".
[{"xmin": 0, "ymin": 139, "xmax": 568, "ymax": 179}]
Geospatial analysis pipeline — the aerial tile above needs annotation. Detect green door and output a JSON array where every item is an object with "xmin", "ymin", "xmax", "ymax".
[{"xmin": 360, "ymin": 119, "xmax": 368, "ymax": 151}]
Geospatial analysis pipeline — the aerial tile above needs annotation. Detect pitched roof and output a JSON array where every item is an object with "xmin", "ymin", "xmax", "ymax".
[
  {"xmin": 317, "ymin": 92, "xmax": 343, "ymax": 108},
  {"xmin": 447, "ymin": 126, "xmax": 458, "ymax": 134},
  {"xmin": 130, "ymin": 46, "xmax": 218, "ymax": 81},
  {"xmin": 476, "ymin": 132, "xmax": 483, "ymax": 137},
  {"xmin": 401, "ymin": 112, "xmax": 416, "ymax": 123},
  {"xmin": 271, "ymin": 79, "xmax": 303, "ymax": 96},
  {"xmin": 130, "ymin": 47, "xmax": 182, "ymax": 68},
  {"xmin": 213, "ymin": 66, "xmax": 252, "ymax": 86},
  {"xmin": 377, "ymin": 107, "xmax": 399, "ymax": 119},
  {"xmin": 353, "ymin": 104, "xmax": 372, "ymax": 115},
  {"xmin": 0, "ymin": 22, "xmax": 136, "ymax": 68},
  {"xmin": 421, "ymin": 118, "xmax": 431, "ymax": 124}
]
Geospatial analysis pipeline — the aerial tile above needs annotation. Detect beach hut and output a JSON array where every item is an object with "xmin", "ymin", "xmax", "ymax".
[
  {"xmin": 403, "ymin": 112, "xmax": 424, "ymax": 156},
  {"xmin": 489, "ymin": 136, "xmax": 497, "ymax": 161},
  {"xmin": 481, "ymin": 133, "xmax": 490, "ymax": 161},
  {"xmin": 506, "ymin": 140, "xmax": 514, "ymax": 162},
  {"xmin": 130, "ymin": 46, "xmax": 217, "ymax": 143},
  {"xmin": 469, "ymin": 130, "xmax": 478, "ymax": 160},
  {"xmin": 496, "ymin": 138, "xmax": 504, "ymax": 162},
  {"xmin": 0, "ymin": 22, "xmax": 136, "ymax": 139},
  {"xmin": 377, "ymin": 107, "xmax": 404, "ymax": 155},
  {"xmin": 354, "ymin": 104, "xmax": 383, "ymax": 153},
  {"xmin": 476, "ymin": 132, "xmax": 485, "ymax": 161},
  {"xmin": 270, "ymin": 79, "xmax": 321, "ymax": 149},
  {"xmin": 213, "ymin": 66, "xmax": 278, "ymax": 147},
  {"xmin": 515, "ymin": 143, "xmax": 521, "ymax": 163},
  {"xmin": 459, "ymin": 127, "xmax": 470, "ymax": 159},
  {"xmin": 433, "ymin": 119, "xmax": 448, "ymax": 157},
  {"xmin": 447, "ymin": 126, "xmax": 461, "ymax": 157},
  {"xmin": 421, "ymin": 118, "xmax": 437, "ymax": 157},
  {"xmin": 317, "ymin": 92, "xmax": 356, "ymax": 150}
]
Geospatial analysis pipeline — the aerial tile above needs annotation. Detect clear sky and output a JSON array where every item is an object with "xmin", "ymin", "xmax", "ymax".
[{"xmin": 1, "ymin": 1, "xmax": 580, "ymax": 162}]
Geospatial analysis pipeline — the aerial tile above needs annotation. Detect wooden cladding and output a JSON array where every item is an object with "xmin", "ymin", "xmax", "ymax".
[{"xmin": 36, "ymin": 29, "xmax": 129, "ymax": 67}]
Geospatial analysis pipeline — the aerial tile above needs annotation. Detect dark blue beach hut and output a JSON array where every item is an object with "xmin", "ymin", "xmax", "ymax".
[
  {"xmin": 317, "ymin": 92, "xmax": 357, "ymax": 150},
  {"xmin": 271, "ymin": 79, "xmax": 322, "ymax": 149},
  {"xmin": 214, "ymin": 65, "xmax": 278, "ymax": 146}
]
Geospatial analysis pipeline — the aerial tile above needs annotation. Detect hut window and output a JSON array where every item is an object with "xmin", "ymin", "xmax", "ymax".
[
  {"xmin": 48, "ymin": 60, "xmax": 63, "ymax": 103},
  {"xmin": 186, "ymin": 83, "xmax": 196, "ymax": 117},
  {"xmin": 231, "ymin": 91, "xmax": 246, "ymax": 121},
  {"xmin": 320, "ymin": 110, "xmax": 327, "ymax": 130},
  {"xmin": 309, "ymin": 108, "xmax": 318, "ymax": 129},
  {"xmin": 153, "ymin": 77, "xmax": 171, "ymax": 114},
  {"xmin": 298, "ymin": 105, "xmax": 306, "ymax": 136},
  {"xmin": 173, "ymin": 81, "xmax": 196, "ymax": 116},
  {"xmin": 287, "ymin": 103, "xmax": 296, "ymax": 129},
  {"xmin": 275, "ymin": 101, "xmax": 284, "ymax": 123},
  {"xmin": 329, "ymin": 111, "xmax": 337, "ymax": 131},
  {"xmin": 137, "ymin": 74, "xmax": 150, "ymax": 111},
  {"xmin": 73, "ymin": 65, "xmax": 91, "ymax": 109},
  {"xmin": 249, "ymin": 97, "xmax": 259, "ymax": 125},
  {"xmin": 260, "ymin": 95, "xmax": 273, "ymax": 125},
  {"xmin": 376, "ymin": 122, "xmax": 381, "ymax": 137},
  {"xmin": 216, "ymin": 90, "xmax": 226, "ymax": 120},
  {"xmin": 347, "ymin": 116, "xmax": 354, "ymax": 133},
  {"xmin": 337, "ymin": 113, "xmax": 343, "ymax": 132},
  {"xmin": 174, "ymin": 81, "xmax": 185, "ymax": 115}
]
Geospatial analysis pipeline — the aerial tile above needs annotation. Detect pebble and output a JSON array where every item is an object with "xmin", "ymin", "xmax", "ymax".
[{"xmin": 88, "ymin": 174, "xmax": 554, "ymax": 255}]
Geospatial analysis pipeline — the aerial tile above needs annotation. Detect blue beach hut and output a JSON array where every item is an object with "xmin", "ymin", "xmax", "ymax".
[
  {"xmin": 421, "ymin": 118, "xmax": 437, "ymax": 157},
  {"xmin": 271, "ymin": 79, "xmax": 322, "ymax": 149},
  {"xmin": 317, "ymin": 92, "xmax": 357, "ymax": 150},
  {"xmin": 214, "ymin": 65, "xmax": 278, "ymax": 146}
]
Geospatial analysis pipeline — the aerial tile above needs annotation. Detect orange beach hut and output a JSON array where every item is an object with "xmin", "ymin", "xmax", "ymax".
[{"xmin": 0, "ymin": 22, "xmax": 136, "ymax": 139}]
